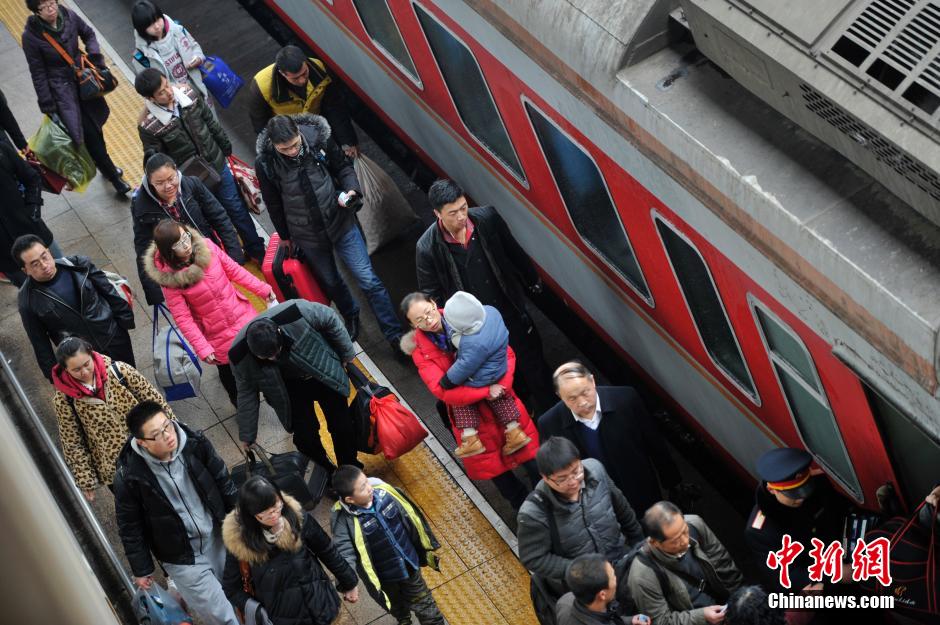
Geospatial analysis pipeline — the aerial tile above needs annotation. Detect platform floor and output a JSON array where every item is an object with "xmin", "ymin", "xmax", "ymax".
[{"xmin": 0, "ymin": 0, "xmax": 754, "ymax": 623}]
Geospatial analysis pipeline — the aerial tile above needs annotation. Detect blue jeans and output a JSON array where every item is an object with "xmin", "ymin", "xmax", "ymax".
[
  {"xmin": 215, "ymin": 164, "xmax": 265, "ymax": 261},
  {"xmin": 300, "ymin": 227, "xmax": 402, "ymax": 341}
]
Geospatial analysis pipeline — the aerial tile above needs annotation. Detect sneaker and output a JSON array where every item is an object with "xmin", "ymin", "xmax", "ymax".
[
  {"xmin": 454, "ymin": 434, "xmax": 486, "ymax": 458},
  {"xmin": 502, "ymin": 427, "xmax": 531, "ymax": 456}
]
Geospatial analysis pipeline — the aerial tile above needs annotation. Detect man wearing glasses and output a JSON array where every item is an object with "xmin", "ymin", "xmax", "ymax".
[
  {"xmin": 114, "ymin": 401, "xmax": 239, "ymax": 625},
  {"xmin": 518, "ymin": 437, "xmax": 644, "ymax": 601}
]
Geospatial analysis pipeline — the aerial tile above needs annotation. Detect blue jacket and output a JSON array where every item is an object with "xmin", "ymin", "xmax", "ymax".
[{"xmin": 444, "ymin": 305, "xmax": 509, "ymax": 388}]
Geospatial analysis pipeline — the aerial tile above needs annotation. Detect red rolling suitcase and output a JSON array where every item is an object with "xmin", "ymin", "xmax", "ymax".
[{"xmin": 262, "ymin": 233, "xmax": 329, "ymax": 304}]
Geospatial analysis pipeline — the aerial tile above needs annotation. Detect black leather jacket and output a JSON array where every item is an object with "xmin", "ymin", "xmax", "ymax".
[{"xmin": 18, "ymin": 255, "xmax": 135, "ymax": 380}]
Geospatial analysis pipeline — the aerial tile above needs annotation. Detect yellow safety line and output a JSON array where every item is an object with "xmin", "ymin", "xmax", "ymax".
[{"xmin": 0, "ymin": 0, "xmax": 143, "ymax": 183}]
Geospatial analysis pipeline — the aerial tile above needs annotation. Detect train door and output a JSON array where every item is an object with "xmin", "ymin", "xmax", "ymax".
[{"xmin": 858, "ymin": 382, "xmax": 940, "ymax": 510}]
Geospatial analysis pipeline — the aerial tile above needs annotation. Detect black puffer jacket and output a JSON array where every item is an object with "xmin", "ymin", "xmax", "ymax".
[
  {"xmin": 18, "ymin": 256, "xmax": 135, "ymax": 380},
  {"xmin": 255, "ymin": 113, "xmax": 360, "ymax": 248},
  {"xmin": 415, "ymin": 205, "xmax": 539, "ymax": 319},
  {"xmin": 131, "ymin": 172, "xmax": 243, "ymax": 305},
  {"xmin": 0, "ymin": 141, "xmax": 51, "ymax": 274},
  {"xmin": 113, "ymin": 422, "xmax": 237, "ymax": 576},
  {"xmin": 222, "ymin": 495, "xmax": 358, "ymax": 625}
]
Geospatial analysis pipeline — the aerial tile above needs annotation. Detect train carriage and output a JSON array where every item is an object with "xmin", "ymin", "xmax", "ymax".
[{"xmin": 257, "ymin": 0, "xmax": 940, "ymax": 511}]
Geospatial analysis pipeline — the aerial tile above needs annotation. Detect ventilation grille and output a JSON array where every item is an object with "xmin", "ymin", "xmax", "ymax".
[
  {"xmin": 830, "ymin": 0, "xmax": 940, "ymax": 119},
  {"xmin": 800, "ymin": 84, "xmax": 940, "ymax": 200}
]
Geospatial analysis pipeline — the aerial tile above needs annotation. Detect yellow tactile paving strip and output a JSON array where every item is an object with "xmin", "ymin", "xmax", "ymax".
[
  {"xmin": 0, "ymin": 0, "xmax": 144, "ymax": 183},
  {"xmin": 315, "ymin": 363, "xmax": 540, "ymax": 625}
]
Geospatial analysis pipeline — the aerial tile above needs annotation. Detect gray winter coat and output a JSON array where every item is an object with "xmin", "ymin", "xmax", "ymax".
[
  {"xmin": 228, "ymin": 300, "xmax": 356, "ymax": 444},
  {"xmin": 22, "ymin": 8, "xmax": 110, "ymax": 145},
  {"xmin": 255, "ymin": 114, "xmax": 360, "ymax": 248},
  {"xmin": 518, "ymin": 459, "xmax": 644, "ymax": 584},
  {"xmin": 627, "ymin": 515, "xmax": 743, "ymax": 625}
]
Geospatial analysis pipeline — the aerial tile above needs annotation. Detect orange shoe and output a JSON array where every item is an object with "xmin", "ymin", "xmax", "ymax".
[
  {"xmin": 455, "ymin": 434, "xmax": 486, "ymax": 458},
  {"xmin": 502, "ymin": 427, "xmax": 531, "ymax": 455}
]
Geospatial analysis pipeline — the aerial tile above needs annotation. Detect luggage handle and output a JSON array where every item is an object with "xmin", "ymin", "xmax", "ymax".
[
  {"xmin": 241, "ymin": 443, "xmax": 277, "ymax": 477},
  {"xmin": 346, "ymin": 364, "xmax": 376, "ymax": 398}
]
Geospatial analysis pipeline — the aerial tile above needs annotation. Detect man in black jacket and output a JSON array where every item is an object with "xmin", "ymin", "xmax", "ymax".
[
  {"xmin": 416, "ymin": 178, "xmax": 554, "ymax": 414},
  {"xmin": 14, "ymin": 235, "xmax": 135, "ymax": 380},
  {"xmin": 539, "ymin": 362, "xmax": 681, "ymax": 515},
  {"xmin": 114, "ymin": 401, "xmax": 239, "ymax": 625},
  {"xmin": 132, "ymin": 153, "xmax": 243, "ymax": 305},
  {"xmin": 256, "ymin": 114, "xmax": 402, "ymax": 349}
]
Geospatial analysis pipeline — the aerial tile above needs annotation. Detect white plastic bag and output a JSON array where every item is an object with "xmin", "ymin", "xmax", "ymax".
[{"xmin": 352, "ymin": 155, "xmax": 417, "ymax": 254}]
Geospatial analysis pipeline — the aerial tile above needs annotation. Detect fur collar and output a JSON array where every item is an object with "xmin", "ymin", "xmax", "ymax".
[
  {"xmin": 222, "ymin": 494, "xmax": 305, "ymax": 564},
  {"xmin": 400, "ymin": 330, "xmax": 418, "ymax": 356},
  {"xmin": 142, "ymin": 227, "xmax": 211, "ymax": 289},
  {"xmin": 255, "ymin": 113, "xmax": 331, "ymax": 157}
]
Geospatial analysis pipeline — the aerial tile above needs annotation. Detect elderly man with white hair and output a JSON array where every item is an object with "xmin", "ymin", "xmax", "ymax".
[{"xmin": 537, "ymin": 361, "xmax": 682, "ymax": 514}]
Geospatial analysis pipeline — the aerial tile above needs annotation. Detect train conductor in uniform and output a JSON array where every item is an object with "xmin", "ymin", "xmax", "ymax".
[
  {"xmin": 538, "ymin": 361, "xmax": 682, "ymax": 515},
  {"xmin": 745, "ymin": 448, "xmax": 848, "ymax": 593}
]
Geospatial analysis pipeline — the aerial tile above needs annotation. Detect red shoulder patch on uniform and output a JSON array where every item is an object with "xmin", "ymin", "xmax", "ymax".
[{"xmin": 751, "ymin": 510, "xmax": 766, "ymax": 530}]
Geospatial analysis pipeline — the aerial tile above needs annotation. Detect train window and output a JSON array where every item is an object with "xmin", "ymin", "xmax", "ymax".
[
  {"xmin": 751, "ymin": 299, "xmax": 862, "ymax": 500},
  {"xmin": 754, "ymin": 306, "xmax": 820, "ymax": 392},
  {"xmin": 863, "ymin": 383, "xmax": 940, "ymax": 507},
  {"xmin": 525, "ymin": 101, "xmax": 650, "ymax": 300},
  {"xmin": 413, "ymin": 3, "xmax": 525, "ymax": 181},
  {"xmin": 655, "ymin": 215, "xmax": 756, "ymax": 399},
  {"xmin": 351, "ymin": 0, "xmax": 419, "ymax": 83}
]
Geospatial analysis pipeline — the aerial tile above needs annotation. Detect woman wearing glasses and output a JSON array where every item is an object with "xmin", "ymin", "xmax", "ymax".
[
  {"xmin": 21, "ymin": 0, "xmax": 131, "ymax": 195},
  {"xmin": 51, "ymin": 336, "xmax": 175, "ymax": 502},
  {"xmin": 144, "ymin": 220, "xmax": 275, "ymax": 405},
  {"xmin": 132, "ymin": 152, "xmax": 244, "ymax": 306},
  {"xmin": 222, "ymin": 476, "xmax": 359, "ymax": 625},
  {"xmin": 400, "ymin": 291, "xmax": 540, "ymax": 510}
]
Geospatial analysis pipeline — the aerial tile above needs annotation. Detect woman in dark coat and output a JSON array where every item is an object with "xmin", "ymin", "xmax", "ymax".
[
  {"xmin": 0, "ymin": 141, "xmax": 61, "ymax": 285},
  {"xmin": 132, "ymin": 153, "xmax": 243, "ymax": 305},
  {"xmin": 222, "ymin": 476, "xmax": 359, "ymax": 625},
  {"xmin": 21, "ymin": 0, "xmax": 130, "ymax": 195}
]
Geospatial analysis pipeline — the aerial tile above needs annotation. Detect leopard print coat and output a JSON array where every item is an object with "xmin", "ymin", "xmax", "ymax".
[{"xmin": 53, "ymin": 356, "xmax": 176, "ymax": 490}]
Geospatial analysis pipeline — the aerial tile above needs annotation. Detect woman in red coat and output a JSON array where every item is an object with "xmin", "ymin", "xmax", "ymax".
[{"xmin": 401, "ymin": 292, "xmax": 539, "ymax": 510}]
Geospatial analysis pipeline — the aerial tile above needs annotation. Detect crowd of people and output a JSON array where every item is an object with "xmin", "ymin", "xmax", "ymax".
[{"xmin": 2, "ymin": 2, "xmax": 937, "ymax": 625}]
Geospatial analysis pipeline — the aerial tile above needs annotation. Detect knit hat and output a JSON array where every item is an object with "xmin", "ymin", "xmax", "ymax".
[{"xmin": 443, "ymin": 291, "xmax": 486, "ymax": 348}]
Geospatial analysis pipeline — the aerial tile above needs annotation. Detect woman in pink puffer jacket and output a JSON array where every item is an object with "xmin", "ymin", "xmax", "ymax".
[{"xmin": 143, "ymin": 219, "xmax": 274, "ymax": 405}]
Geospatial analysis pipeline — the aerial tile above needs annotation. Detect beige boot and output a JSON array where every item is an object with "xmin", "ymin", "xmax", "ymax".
[
  {"xmin": 455, "ymin": 434, "xmax": 486, "ymax": 458},
  {"xmin": 502, "ymin": 427, "xmax": 532, "ymax": 456}
]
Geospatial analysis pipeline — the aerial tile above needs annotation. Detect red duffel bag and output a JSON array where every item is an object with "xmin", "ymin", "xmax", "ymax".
[
  {"xmin": 861, "ymin": 500, "xmax": 938, "ymax": 622},
  {"xmin": 373, "ymin": 393, "xmax": 427, "ymax": 461}
]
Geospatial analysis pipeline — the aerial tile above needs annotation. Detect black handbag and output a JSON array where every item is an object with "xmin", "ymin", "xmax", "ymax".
[
  {"xmin": 180, "ymin": 155, "xmax": 221, "ymax": 191},
  {"xmin": 346, "ymin": 364, "xmax": 390, "ymax": 454},
  {"xmin": 43, "ymin": 33, "xmax": 117, "ymax": 100},
  {"xmin": 231, "ymin": 445, "xmax": 327, "ymax": 509}
]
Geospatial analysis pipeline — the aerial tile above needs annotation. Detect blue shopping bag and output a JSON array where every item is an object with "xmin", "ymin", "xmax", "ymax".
[
  {"xmin": 199, "ymin": 56, "xmax": 244, "ymax": 108},
  {"xmin": 134, "ymin": 583, "xmax": 193, "ymax": 625}
]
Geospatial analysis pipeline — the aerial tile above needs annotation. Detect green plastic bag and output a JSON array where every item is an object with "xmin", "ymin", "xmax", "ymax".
[{"xmin": 27, "ymin": 116, "xmax": 96, "ymax": 192}]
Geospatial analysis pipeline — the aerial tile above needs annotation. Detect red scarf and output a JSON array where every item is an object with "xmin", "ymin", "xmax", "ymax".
[{"xmin": 52, "ymin": 351, "xmax": 109, "ymax": 401}]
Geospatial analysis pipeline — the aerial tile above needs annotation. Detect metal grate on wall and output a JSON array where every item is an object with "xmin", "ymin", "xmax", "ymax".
[
  {"xmin": 800, "ymin": 84, "xmax": 940, "ymax": 200},
  {"xmin": 829, "ymin": 0, "xmax": 940, "ymax": 122}
]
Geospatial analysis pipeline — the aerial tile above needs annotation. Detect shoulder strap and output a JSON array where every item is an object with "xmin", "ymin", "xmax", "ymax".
[
  {"xmin": 65, "ymin": 395, "xmax": 95, "ymax": 470},
  {"xmin": 42, "ymin": 31, "xmax": 76, "ymax": 66},
  {"xmin": 635, "ymin": 549, "xmax": 679, "ymax": 609},
  {"xmin": 111, "ymin": 362, "xmax": 128, "ymax": 388},
  {"xmin": 531, "ymin": 491, "xmax": 561, "ymax": 553}
]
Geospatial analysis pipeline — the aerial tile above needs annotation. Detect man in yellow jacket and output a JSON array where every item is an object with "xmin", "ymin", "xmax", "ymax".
[
  {"xmin": 331, "ymin": 465, "xmax": 445, "ymax": 625},
  {"xmin": 246, "ymin": 45, "xmax": 359, "ymax": 157}
]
